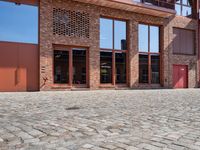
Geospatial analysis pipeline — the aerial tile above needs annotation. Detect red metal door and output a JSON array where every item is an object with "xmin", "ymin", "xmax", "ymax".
[
  {"xmin": 0, "ymin": 42, "xmax": 38, "ymax": 92},
  {"xmin": 173, "ymin": 65, "xmax": 188, "ymax": 88}
]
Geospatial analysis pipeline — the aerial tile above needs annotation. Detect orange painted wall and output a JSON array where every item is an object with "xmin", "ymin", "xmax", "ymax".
[{"xmin": 0, "ymin": 41, "xmax": 39, "ymax": 91}]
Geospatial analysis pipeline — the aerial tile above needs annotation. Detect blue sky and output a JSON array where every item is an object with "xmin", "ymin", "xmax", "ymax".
[{"xmin": 0, "ymin": 1, "xmax": 38, "ymax": 44}]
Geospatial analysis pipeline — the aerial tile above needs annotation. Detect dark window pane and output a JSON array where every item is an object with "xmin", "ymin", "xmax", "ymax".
[
  {"xmin": 188, "ymin": 0, "xmax": 193, "ymax": 6},
  {"xmin": 151, "ymin": 55, "xmax": 160, "ymax": 84},
  {"xmin": 139, "ymin": 24, "xmax": 148, "ymax": 52},
  {"xmin": 116, "ymin": 53, "xmax": 126, "ymax": 83},
  {"xmin": 100, "ymin": 18, "xmax": 113, "ymax": 49},
  {"xmin": 100, "ymin": 52, "xmax": 112, "ymax": 83},
  {"xmin": 139, "ymin": 54, "xmax": 148, "ymax": 83},
  {"xmin": 150, "ymin": 26, "xmax": 159, "ymax": 53},
  {"xmin": 54, "ymin": 50, "xmax": 69, "ymax": 84},
  {"xmin": 73, "ymin": 48, "xmax": 86, "ymax": 84},
  {"xmin": 114, "ymin": 20, "xmax": 127, "ymax": 50}
]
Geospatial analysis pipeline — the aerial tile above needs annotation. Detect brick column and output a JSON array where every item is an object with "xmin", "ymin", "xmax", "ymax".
[
  {"xmin": 39, "ymin": 0, "xmax": 53, "ymax": 90},
  {"xmin": 129, "ymin": 20, "xmax": 139, "ymax": 88},
  {"xmin": 88, "ymin": 13, "xmax": 100, "ymax": 89}
]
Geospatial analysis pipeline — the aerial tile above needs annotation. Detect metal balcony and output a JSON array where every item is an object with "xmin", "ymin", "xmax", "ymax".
[
  {"xmin": 132, "ymin": 0, "xmax": 176, "ymax": 10},
  {"xmin": 73, "ymin": 0, "xmax": 176, "ymax": 18}
]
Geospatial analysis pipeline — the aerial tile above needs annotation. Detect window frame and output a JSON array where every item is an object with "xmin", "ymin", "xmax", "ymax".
[
  {"xmin": 175, "ymin": 0, "xmax": 195, "ymax": 18},
  {"xmin": 52, "ymin": 45, "xmax": 89, "ymax": 88},
  {"xmin": 138, "ymin": 23, "xmax": 162, "ymax": 85},
  {"xmin": 100, "ymin": 17, "xmax": 128, "ymax": 86}
]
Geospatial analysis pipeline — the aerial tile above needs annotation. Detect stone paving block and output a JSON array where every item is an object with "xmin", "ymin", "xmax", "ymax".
[
  {"xmin": 0, "ymin": 137, "xmax": 4, "ymax": 142},
  {"xmin": 151, "ymin": 141, "xmax": 167, "ymax": 148},
  {"xmin": 5, "ymin": 125, "xmax": 21, "ymax": 132},
  {"xmin": 82, "ymin": 144, "xmax": 95, "ymax": 149},
  {"xmin": 1, "ymin": 132, "xmax": 15, "ymax": 139},
  {"xmin": 126, "ymin": 146, "xmax": 139, "ymax": 150},
  {"xmin": 24, "ymin": 138, "xmax": 40, "ymax": 144},
  {"xmin": 167, "ymin": 143, "xmax": 186, "ymax": 150},
  {"xmin": 187, "ymin": 145, "xmax": 200, "ymax": 150},
  {"xmin": 100, "ymin": 143, "xmax": 117, "ymax": 149},
  {"xmin": 115, "ymin": 142, "xmax": 129, "ymax": 149},
  {"xmin": 137, "ymin": 143, "xmax": 162, "ymax": 150},
  {"xmin": 195, "ymin": 142, "xmax": 200, "ymax": 146},
  {"xmin": 16, "ymin": 132, "xmax": 33, "ymax": 140}
]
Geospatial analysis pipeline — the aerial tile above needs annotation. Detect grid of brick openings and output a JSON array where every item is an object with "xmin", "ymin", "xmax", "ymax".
[{"xmin": 53, "ymin": 8, "xmax": 90, "ymax": 38}]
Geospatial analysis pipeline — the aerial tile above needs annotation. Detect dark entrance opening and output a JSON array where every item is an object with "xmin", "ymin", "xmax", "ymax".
[{"xmin": 53, "ymin": 46, "xmax": 88, "ymax": 88}]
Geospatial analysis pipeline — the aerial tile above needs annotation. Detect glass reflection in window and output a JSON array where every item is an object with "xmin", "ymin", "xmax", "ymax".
[
  {"xmin": 100, "ymin": 52, "xmax": 112, "ymax": 83},
  {"xmin": 100, "ymin": 18, "xmax": 113, "ymax": 49},
  {"xmin": 116, "ymin": 52, "xmax": 126, "ymax": 83},
  {"xmin": 139, "ymin": 24, "xmax": 148, "ymax": 52},
  {"xmin": 114, "ymin": 20, "xmax": 127, "ymax": 50},
  {"xmin": 150, "ymin": 26, "xmax": 159, "ymax": 53}
]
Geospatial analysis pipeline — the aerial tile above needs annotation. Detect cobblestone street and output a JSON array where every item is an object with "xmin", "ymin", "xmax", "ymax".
[{"xmin": 1, "ymin": 89, "xmax": 200, "ymax": 150}]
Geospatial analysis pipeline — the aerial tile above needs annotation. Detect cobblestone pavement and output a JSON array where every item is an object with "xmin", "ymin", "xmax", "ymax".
[{"xmin": 1, "ymin": 89, "xmax": 200, "ymax": 150}]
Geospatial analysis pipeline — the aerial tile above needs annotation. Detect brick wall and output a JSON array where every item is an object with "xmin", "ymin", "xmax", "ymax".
[
  {"xmin": 163, "ymin": 16, "xmax": 199, "ymax": 88},
  {"xmin": 39, "ymin": 0, "xmax": 199, "ymax": 90}
]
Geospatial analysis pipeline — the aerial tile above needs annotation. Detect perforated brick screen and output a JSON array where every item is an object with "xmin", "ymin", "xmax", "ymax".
[{"xmin": 53, "ymin": 8, "xmax": 90, "ymax": 38}]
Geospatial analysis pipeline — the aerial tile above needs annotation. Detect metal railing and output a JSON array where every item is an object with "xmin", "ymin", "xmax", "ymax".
[{"xmin": 133, "ymin": 0, "xmax": 176, "ymax": 10}]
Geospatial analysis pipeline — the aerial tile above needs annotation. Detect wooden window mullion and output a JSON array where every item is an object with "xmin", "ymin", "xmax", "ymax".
[
  {"xmin": 86, "ymin": 49, "xmax": 89, "ymax": 87},
  {"xmin": 181, "ymin": 0, "xmax": 183, "ymax": 16},
  {"xmin": 112, "ymin": 50, "xmax": 116, "ymax": 86},
  {"xmin": 148, "ymin": 25, "xmax": 151, "ymax": 84},
  {"xmin": 126, "ymin": 51, "xmax": 128, "ymax": 86},
  {"xmin": 113, "ymin": 20, "xmax": 115, "ymax": 50}
]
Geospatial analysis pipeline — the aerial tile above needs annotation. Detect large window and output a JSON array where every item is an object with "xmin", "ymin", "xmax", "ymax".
[
  {"xmin": 139, "ymin": 24, "xmax": 160, "ymax": 84},
  {"xmin": 173, "ymin": 28, "xmax": 195, "ymax": 55},
  {"xmin": 54, "ymin": 47, "xmax": 88, "ymax": 87},
  {"xmin": 100, "ymin": 18, "xmax": 127, "ymax": 85},
  {"xmin": 175, "ymin": 0, "xmax": 194, "ymax": 17}
]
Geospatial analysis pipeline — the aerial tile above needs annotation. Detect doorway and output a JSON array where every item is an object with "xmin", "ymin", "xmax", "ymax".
[
  {"xmin": 173, "ymin": 65, "xmax": 188, "ymax": 88},
  {"xmin": 53, "ymin": 46, "xmax": 88, "ymax": 88}
]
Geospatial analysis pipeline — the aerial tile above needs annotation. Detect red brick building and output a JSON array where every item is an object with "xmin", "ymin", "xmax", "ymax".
[{"xmin": 0, "ymin": 0, "xmax": 199, "ymax": 91}]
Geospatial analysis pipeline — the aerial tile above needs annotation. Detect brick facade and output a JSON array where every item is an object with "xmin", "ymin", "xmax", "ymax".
[{"xmin": 39, "ymin": 0, "xmax": 199, "ymax": 90}]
